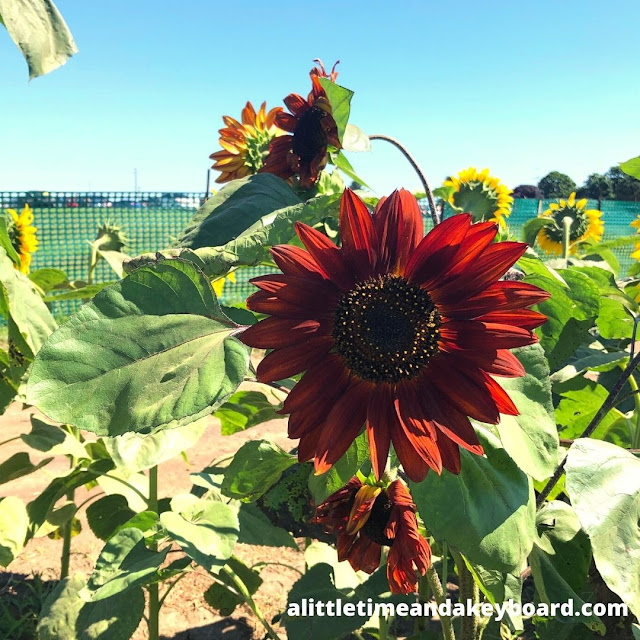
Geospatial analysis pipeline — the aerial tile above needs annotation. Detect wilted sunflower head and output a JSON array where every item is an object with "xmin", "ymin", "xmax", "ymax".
[
  {"xmin": 313, "ymin": 477, "xmax": 431, "ymax": 594},
  {"xmin": 537, "ymin": 192, "xmax": 604, "ymax": 256},
  {"xmin": 260, "ymin": 61, "xmax": 342, "ymax": 189},
  {"xmin": 210, "ymin": 101, "xmax": 284, "ymax": 184},
  {"xmin": 443, "ymin": 167, "xmax": 513, "ymax": 227},
  {"xmin": 7, "ymin": 204, "xmax": 38, "ymax": 274}
]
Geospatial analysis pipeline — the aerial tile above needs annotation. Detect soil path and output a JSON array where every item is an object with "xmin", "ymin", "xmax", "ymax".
[{"xmin": 0, "ymin": 401, "xmax": 304, "ymax": 639}]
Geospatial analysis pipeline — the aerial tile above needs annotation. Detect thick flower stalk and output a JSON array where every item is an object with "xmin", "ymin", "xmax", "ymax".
[
  {"xmin": 313, "ymin": 477, "xmax": 431, "ymax": 594},
  {"xmin": 210, "ymin": 101, "xmax": 284, "ymax": 183},
  {"xmin": 443, "ymin": 167, "xmax": 513, "ymax": 227},
  {"xmin": 240, "ymin": 189, "xmax": 549, "ymax": 482},
  {"xmin": 7, "ymin": 203, "xmax": 38, "ymax": 273},
  {"xmin": 260, "ymin": 61, "xmax": 341, "ymax": 189},
  {"xmin": 536, "ymin": 192, "xmax": 603, "ymax": 256}
]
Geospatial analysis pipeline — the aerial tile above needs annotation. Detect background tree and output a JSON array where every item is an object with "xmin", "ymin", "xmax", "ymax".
[
  {"xmin": 512, "ymin": 184, "xmax": 543, "ymax": 199},
  {"xmin": 537, "ymin": 171, "xmax": 577, "ymax": 198},
  {"xmin": 576, "ymin": 173, "xmax": 614, "ymax": 202},
  {"xmin": 606, "ymin": 166, "xmax": 640, "ymax": 201}
]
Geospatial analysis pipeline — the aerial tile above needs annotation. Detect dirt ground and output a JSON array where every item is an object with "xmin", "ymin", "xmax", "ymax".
[{"xmin": 0, "ymin": 400, "xmax": 304, "ymax": 639}]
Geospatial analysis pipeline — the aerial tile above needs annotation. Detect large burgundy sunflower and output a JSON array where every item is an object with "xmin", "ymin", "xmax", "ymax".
[
  {"xmin": 260, "ymin": 61, "xmax": 341, "ymax": 189},
  {"xmin": 313, "ymin": 477, "xmax": 431, "ymax": 594},
  {"xmin": 240, "ymin": 189, "xmax": 550, "ymax": 482}
]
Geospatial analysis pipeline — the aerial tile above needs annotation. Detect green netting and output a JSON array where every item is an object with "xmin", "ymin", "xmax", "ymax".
[{"xmin": 1, "ymin": 192, "xmax": 639, "ymax": 320}]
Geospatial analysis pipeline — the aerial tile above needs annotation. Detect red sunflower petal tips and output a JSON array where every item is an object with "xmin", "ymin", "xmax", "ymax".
[{"xmin": 239, "ymin": 188, "xmax": 550, "ymax": 483}]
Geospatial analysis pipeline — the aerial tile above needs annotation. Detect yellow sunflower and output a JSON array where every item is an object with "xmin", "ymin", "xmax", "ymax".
[
  {"xmin": 630, "ymin": 216, "xmax": 640, "ymax": 261},
  {"xmin": 537, "ymin": 192, "xmax": 604, "ymax": 256},
  {"xmin": 210, "ymin": 101, "xmax": 284, "ymax": 184},
  {"xmin": 6, "ymin": 204, "xmax": 38, "ymax": 273},
  {"xmin": 443, "ymin": 167, "xmax": 513, "ymax": 227}
]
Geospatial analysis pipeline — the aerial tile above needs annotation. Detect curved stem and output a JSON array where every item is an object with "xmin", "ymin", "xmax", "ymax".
[
  {"xmin": 222, "ymin": 564, "xmax": 281, "ymax": 640},
  {"xmin": 0, "ymin": 436, "xmax": 20, "ymax": 448},
  {"xmin": 101, "ymin": 473, "xmax": 150, "ymax": 506},
  {"xmin": 537, "ymin": 350, "xmax": 640, "ymax": 506},
  {"xmin": 425, "ymin": 564, "xmax": 456, "ymax": 640},
  {"xmin": 368, "ymin": 134, "xmax": 441, "ymax": 226}
]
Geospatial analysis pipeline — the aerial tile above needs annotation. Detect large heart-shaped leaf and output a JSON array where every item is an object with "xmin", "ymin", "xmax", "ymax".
[
  {"xmin": 410, "ymin": 429, "xmax": 535, "ymax": 572},
  {"xmin": 566, "ymin": 439, "xmax": 640, "ymax": 620},
  {"xmin": 27, "ymin": 260, "xmax": 249, "ymax": 436}
]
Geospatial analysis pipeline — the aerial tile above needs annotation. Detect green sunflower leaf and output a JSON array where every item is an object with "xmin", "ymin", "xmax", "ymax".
[
  {"xmin": 0, "ymin": 247, "xmax": 57, "ymax": 355},
  {"xmin": 0, "ymin": 216, "xmax": 21, "ymax": 267},
  {"xmin": 410, "ymin": 428, "xmax": 535, "ymax": 573},
  {"xmin": 621, "ymin": 156, "xmax": 640, "ymax": 181},
  {"xmin": 178, "ymin": 173, "xmax": 301, "ymax": 249},
  {"xmin": 330, "ymin": 151, "xmax": 370, "ymax": 189},
  {"xmin": 566, "ymin": 439, "xmax": 640, "ymax": 621},
  {"xmin": 494, "ymin": 344, "xmax": 559, "ymax": 481},
  {"xmin": 524, "ymin": 268, "xmax": 600, "ymax": 372},
  {"xmin": 0, "ymin": 496, "xmax": 28, "ymax": 567},
  {"xmin": 221, "ymin": 440, "xmax": 296, "ymax": 502},
  {"xmin": 188, "ymin": 193, "xmax": 342, "ymax": 279},
  {"xmin": 37, "ymin": 574, "xmax": 145, "ymax": 640},
  {"xmin": 26, "ymin": 259, "xmax": 250, "ymax": 437},
  {"xmin": 530, "ymin": 501, "xmax": 604, "ymax": 632},
  {"xmin": 522, "ymin": 217, "xmax": 554, "ymax": 246},
  {"xmin": 0, "ymin": 0, "xmax": 78, "ymax": 79},
  {"xmin": 342, "ymin": 123, "xmax": 371, "ymax": 152},
  {"xmin": 87, "ymin": 527, "xmax": 169, "ymax": 600},
  {"xmin": 308, "ymin": 432, "xmax": 370, "ymax": 504},
  {"xmin": 160, "ymin": 499, "xmax": 239, "ymax": 574},
  {"xmin": 318, "ymin": 78, "xmax": 353, "ymax": 143},
  {"xmin": 214, "ymin": 390, "xmax": 283, "ymax": 436},
  {"xmin": 103, "ymin": 419, "xmax": 207, "ymax": 473}
]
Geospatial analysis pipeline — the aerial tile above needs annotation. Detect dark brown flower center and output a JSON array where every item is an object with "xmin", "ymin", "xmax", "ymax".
[
  {"xmin": 360, "ymin": 492, "xmax": 393, "ymax": 546},
  {"xmin": 332, "ymin": 275, "xmax": 441, "ymax": 383},
  {"xmin": 292, "ymin": 106, "xmax": 329, "ymax": 164}
]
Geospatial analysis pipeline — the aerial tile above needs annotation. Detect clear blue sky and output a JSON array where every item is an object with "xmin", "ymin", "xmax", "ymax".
[{"xmin": 1, "ymin": 0, "xmax": 639, "ymax": 196}]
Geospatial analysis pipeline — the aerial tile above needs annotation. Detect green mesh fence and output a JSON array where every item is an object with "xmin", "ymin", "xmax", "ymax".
[{"xmin": 1, "ymin": 192, "xmax": 639, "ymax": 320}]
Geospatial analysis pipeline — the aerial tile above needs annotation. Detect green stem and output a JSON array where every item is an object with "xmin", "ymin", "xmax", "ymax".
[
  {"xmin": 454, "ymin": 552, "xmax": 479, "ymax": 640},
  {"xmin": 222, "ymin": 563, "xmax": 281, "ymax": 640},
  {"xmin": 0, "ymin": 436, "xmax": 20, "ymax": 448},
  {"xmin": 368, "ymin": 134, "xmax": 441, "ymax": 226},
  {"xmin": 425, "ymin": 564, "xmax": 456, "ymax": 640},
  {"xmin": 147, "ymin": 465, "xmax": 160, "ymax": 640},
  {"xmin": 414, "ymin": 572, "xmax": 433, "ymax": 635},
  {"xmin": 562, "ymin": 215, "xmax": 573, "ymax": 264},
  {"xmin": 101, "ymin": 473, "xmax": 150, "ymax": 505},
  {"xmin": 442, "ymin": 541, "xmax": 449, "ymax": 595},
  {"xmin": 537, "ymin": 349, "xmax": 640, "ymax": 505},
  {"xmin": 379, "ymin": 612, "xmax": 392, "ymax": 640},
  {"xmin": 158, "ymin": 571, "xmax": 188, "ymax": 608},
  {"xmin": 627, "ymin": 374, "xmax": 640, "ymax": 449},
  {"xmin": 60, "ymin": 451, "xmax": 78, "ymax": 580},
  {"xmin": 60, "ymin": 496, "xmax": 73, "ymax": 579}
]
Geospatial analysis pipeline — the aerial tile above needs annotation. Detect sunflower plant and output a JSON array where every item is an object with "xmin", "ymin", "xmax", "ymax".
[{"xmin": 2, "ymin": 67, "xmax": 640, "ymax": 640}]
